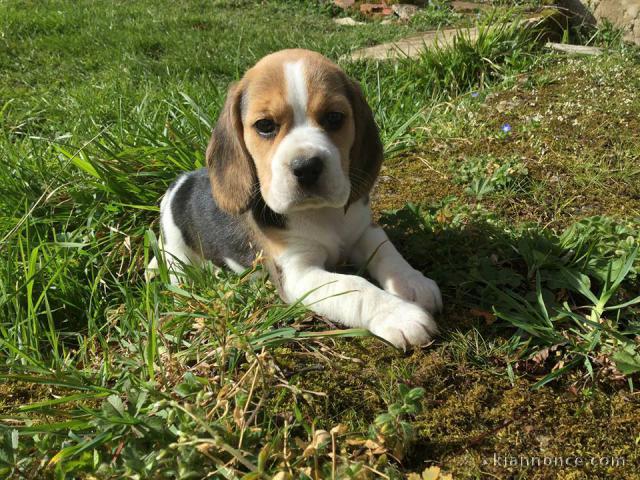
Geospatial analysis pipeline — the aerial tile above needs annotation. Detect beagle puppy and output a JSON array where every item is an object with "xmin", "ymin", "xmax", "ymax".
[{"xmin": 150, "ymin": 49, "xmax": 442, "ymax": 349}]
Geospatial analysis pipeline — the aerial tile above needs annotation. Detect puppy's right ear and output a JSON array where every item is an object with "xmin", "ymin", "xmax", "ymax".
[{"xmin": 206, "ymin": 82, "xmax": 257, "ymax": 215}]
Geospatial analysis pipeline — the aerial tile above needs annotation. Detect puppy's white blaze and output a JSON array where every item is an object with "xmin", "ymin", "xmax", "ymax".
[{"xmin": 284, "ymin": 61, "xmax": 308, "ymax": 126}]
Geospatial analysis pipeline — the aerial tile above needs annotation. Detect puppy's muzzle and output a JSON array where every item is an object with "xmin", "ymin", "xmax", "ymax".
[{"xmin": 291, "ymin": 156, "xmax": 324, "ymax": 187}]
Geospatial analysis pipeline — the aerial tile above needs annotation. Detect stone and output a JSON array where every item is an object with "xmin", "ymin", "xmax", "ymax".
[
  {"xmin": 545, "ymin": 42, "xmax": 603, "ymax": 55},
  {"xmin": 333, "ymin": 17, "xmax": 365, "ymax": 26},
  {"xmin": 345, "ymin": 11, "xmax": 565, "ymax": 61},
  {"xmin": 558, "ymin": 0, "xmax": 640, "ymax": 45},
  {"xmin": 590, "ymin": 0, "xmax": 640, "ymax": 45},
  {"xmin": 360, "ymin": 3, "xmax": 393, "ymax": 16},
  {"xmin": 392, "ymin": 4, "xmax": 419, "ymax": 21},
  {"xmin": 348, "ymin": 28, "xmax": 475, "ymax": 60}
]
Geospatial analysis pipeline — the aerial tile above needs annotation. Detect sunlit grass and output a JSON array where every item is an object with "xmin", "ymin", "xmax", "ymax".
[{"xmin": 1, "ymin": 1, "xmax": 639, "ymax": 478}]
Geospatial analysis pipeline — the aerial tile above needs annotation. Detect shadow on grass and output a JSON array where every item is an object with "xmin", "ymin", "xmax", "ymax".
[{"xmin": 380, "ymin": 201, "xmax": 640, "ymax": 383}]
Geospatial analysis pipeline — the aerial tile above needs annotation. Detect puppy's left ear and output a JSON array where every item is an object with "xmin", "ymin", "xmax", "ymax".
[{"xmin": 347, "ymin": 79, "xmax": 383, "ymax": 206}]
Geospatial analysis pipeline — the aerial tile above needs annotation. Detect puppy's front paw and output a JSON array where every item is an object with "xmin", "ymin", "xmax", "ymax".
[
  {"xmin": 385, "ymin": 269, "xmax": 443, "ymax": 313},
  {"xmin": 370, "ymin": 302, "xmax": 438, "ymax": 350}
]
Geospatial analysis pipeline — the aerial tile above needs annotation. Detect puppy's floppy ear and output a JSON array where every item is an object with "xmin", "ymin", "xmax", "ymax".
[
  {"xmin": 206, "ymin": 82, "xmax": 257, "ymax": 215},
  {"xmin": 346, "ymin": 79, "xmax": 383, "ymax": 206}
]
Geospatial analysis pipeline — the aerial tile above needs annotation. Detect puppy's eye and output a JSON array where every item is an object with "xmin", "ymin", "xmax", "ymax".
[
  {"xmin": 322, "ymin": 111, "xmax": 345, "ymax": 131},
  {"xmin": 254, "ymin": 119, "xmax": 277, "ymax": 137}
]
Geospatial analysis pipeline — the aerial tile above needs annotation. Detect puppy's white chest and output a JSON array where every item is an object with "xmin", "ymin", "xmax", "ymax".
[{"xmin": 286, "ymin": 201, "xmax": 372, "ymax": 267}]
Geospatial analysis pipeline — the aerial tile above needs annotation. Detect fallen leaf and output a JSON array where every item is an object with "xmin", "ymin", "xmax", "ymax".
[{"xmin": 470, "ymin": 308, "xmax": 496, "ymax": 325}]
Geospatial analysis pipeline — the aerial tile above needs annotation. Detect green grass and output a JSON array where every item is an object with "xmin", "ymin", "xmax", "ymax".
[{"xmin": 1, "ymin": 1, "xmax": 640, "ymax": 478}]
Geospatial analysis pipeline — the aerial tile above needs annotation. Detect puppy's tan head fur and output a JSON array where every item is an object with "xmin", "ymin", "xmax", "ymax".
[{"xmin": 206, "ymin": 49, "xmax": 382, "ymax": 216}]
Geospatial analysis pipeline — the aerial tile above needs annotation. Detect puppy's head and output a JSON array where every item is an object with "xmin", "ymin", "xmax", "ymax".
[{"xmin": 206, "ymin": 49, "xmax": 382, "ymax": 216}]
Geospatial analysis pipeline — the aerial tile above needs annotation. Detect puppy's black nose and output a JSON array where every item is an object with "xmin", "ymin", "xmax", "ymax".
[{"xmin": 291, "ymin": 156, "xmax": 323, "ymax": 187}]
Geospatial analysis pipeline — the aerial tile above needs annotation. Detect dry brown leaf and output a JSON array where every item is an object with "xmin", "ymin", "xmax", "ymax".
[
  {"xmin": 531, "ymin": 347, "xmax": 550, "ymax": 366},
  {"xmin": 330, "ymin": 423, "xmax": 348, "ymax": 435},
  {"xmin": 303, "ymin": 430, "xmax": 331, "ymax": 457},
  {"xmin": 469, "ymin": 308, "xmax": 496, "ymax": 325},
  {"xmin": 407, "ymin": 466, "xmax": 454, "ymax": 480}
]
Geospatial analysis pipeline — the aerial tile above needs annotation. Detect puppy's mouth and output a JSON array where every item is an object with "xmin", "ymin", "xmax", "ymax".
[
  {"xmin": 261, "ymin": 170, "xmax": 351, "ymax": 214},
  {"xmin": 287, "ymin": 192, "xmax": 341, "ymax": 211}
]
